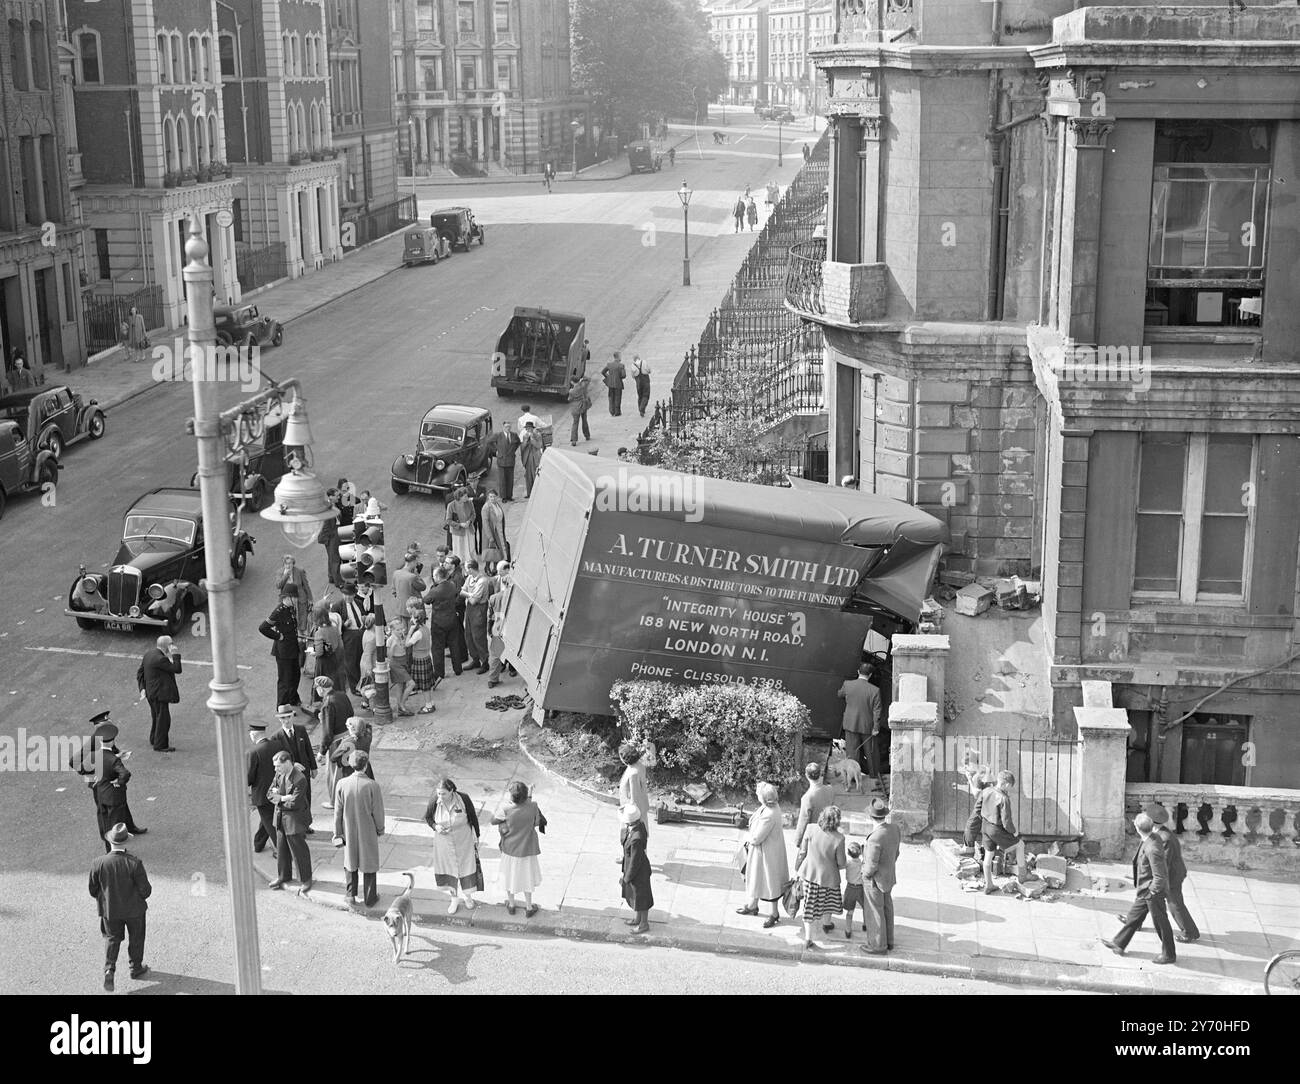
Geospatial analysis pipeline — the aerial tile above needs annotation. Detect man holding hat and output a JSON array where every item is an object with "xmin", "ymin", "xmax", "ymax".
[
  {"xmin": 267, "ymin": 751, "xmax": 313, "ymax": 891},
  {"xmin": 137, "ymin": 635, "xmax": 182, "ymax": 752},
  {"xmin": 247, "ymin": 723, "xmax": 279, "ymax": 856},
  {"xmin": 1146, "ymin": 802, "xmax": 1199, "ymax": 944},
  {"xmin": 333, "ymin": 750, "xmax": 386, "ymax": 907},
  {"xmin": 860, "ymin": 797, "xmax": 901, "ymax": 955},
  {"xmin": 1102, "ymin": 812, "xmax": 1177, "ymax": 964},
  {"xmin": 88, "ymin": 823, "xmax": 152, "ymax": 991},
  {"xmin": 79, "ymin": 715, "xmax": 146, "ymax": 851}
]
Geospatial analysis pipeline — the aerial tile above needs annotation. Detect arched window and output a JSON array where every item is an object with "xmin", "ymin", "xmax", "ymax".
[
  {"xmin": 282, "ymin": 34, "xmax": 290, "ymax": 73},
  {"xmin": 310, "ymin": 101, "xmax": 321, "ymax": 149},
  {"xmin": 9, "ymin": 20, "xmax": 28, "ymax": 91},
  {"xmin": 171, "ymin": 33, "xmax": 183, "ymax": 83},
  {"xmin": 188, "ymin": 34, "xmax": 200, "ymax": 83},
  {"xmin": 156, "ymin": 32, "xmax": 169, "ymax": 83},
  {"xmin": 195, "ymin": 115, "xmax": 207, "ymax": 166},
  {"xmin": 218, "ymin": 32, "xmax": 236, "ymax": 78},
  {"xmin": 29, "ymin": 20, "xmax": 48, "ymax": 89},
  {"xmin": 287, "ymin": 105, "xmax": 298, "ymax": 153},
  {"xmin": 297, "ymin": 102, "xmax": 307, "ymax": 150},
  {"xmin": 79, "ymin": 30, "xmax": 103, "ymax": 84},
  {"xmin": 177, "ymin": 114, "xmax": 191, "ymax": 170},
  {"xmin": 208, "ymin": 113, "xmax": 218, "ymax": 163},
  {"xmin": 163, "ymin": 115, "xmax": 177, "ymax": 173},
  {"xmin": 291, "ymin": 33, "xmax": 300, "ymax": 77}
]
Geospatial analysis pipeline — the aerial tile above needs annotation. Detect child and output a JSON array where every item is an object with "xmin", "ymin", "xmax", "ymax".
[
  {"xmin": 960, "ymin": 757, "xmax": 995, "ymax": 861},
  {"xmin": 842, "ymin": 841, "xmax": 866, "ymax": 938}
]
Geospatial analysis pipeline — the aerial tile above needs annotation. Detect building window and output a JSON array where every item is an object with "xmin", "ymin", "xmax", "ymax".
[
  {"xmin": 19, "ymin": 136, "xmax": 40, "ymax": 224},
  {"xmin": 292, "ymin": 33, "xmax": 301, "ymax": 77},
  {"xmin": 79, "ymin": 31, "xmax": 103, "ymax": 84},
  {"xmin": 171, "ymin": 33, "xmax": 183, "ymax": 83},
  {"xmin": 208, "ymin": 113, "xmax": 218, "ymax": 162},
  {"xmin": 494, "ymin": 57, "xmax": 512, "ymax": 91},
  {"xmin": 163, "ymin": 115, "xmax": 177, "ymax": 172},
  {"xmin": 40, "ymin": 134, "xmax": 59, "ymax": 219},
  {"xmin": 422, "ymin": 61, "xmax": 438, "ymax": 92},
  {"xmin": 94, "ymin": 228, "xmax": 111, "ymax": 279},
  {"xmin": 1134, "ymin": 432, "xmax": 1255, "ymax": 602},
  {"xmin": 29, "ymin": 20, "xmax": 48, "ymax": 89},
  {"xmin": 458, "ymin": 1, "xmax": 475, "ymax": 33},
  {"xmin": 156, "ymin": 32, "xmax": 169, "ymax": 83},
  {"xmin": 188, "ymin": 34, "xmax": 201, "ymax": 83},
  {"xmin": 195, "ymin": 115, "xmax": 208, "ymax": 166},
  {"xmin": 1146, "ymin": 121, "xmax": 1271, "ymax": 329},
  {"xmin": 10, "ymin": 21, "xmax": 28, "ymax": 90},
  {"xmin": 178, "ymin": 114, "xmax": 191, "ymax": 169},
  {"xmin": 416, "ymin": 0, "xmax": 435, "ymax": 33},
  {"xmin": 288, "ymin": 105, "xmax": 299, "ymax": 153},
  {"xmin": 219, "ymin": 32, "xmax": 236, "ymax": 78},
  {"xmin": 495, "ymin": 2, "xmax": 510, "ymax": 34},
  {"xmin": 460, "ymin": 58, "xmax": 476, "ymax": 91}
]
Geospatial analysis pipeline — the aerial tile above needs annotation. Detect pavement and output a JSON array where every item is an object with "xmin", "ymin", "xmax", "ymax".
[{"xmin": 259, "ymin": 689, "xmax": 1295, "ymax": 995}]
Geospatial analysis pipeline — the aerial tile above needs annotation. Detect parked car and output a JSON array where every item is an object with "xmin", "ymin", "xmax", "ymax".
[
  {"xmin": 390, "ymin": 404, "xmax": 496, "ymax": 497},
  {"xmin": 214, "ymin": 303, "xmax": 284, "ymax": 348},
  {"xmin": 403, "ymin": 226, "xmax": 451, "ymax": 267},
  {"xmin": 65, "ymin": 487, "xmax": 255, "ymax": 632},
  {"xmin": 188, "ymin": 415, "xmax": 287, "ymax": 510},
  {"xmin": 628, "ymin": 141, "xmax": 662, "ymax": 174},
  {"xmin": 0, "ymin": 419, "xmax": 59, "ymax": 521},
  {"xmin": 429, "ymin": 207, "xmax": 485, "ymax": 252},
  {"xmin": 0, "ymin": 385, "xmax": 107, "ymax": 459}
]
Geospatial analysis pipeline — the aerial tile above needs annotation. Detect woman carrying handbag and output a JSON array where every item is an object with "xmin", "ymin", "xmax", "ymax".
[{"xmin": 735, "ymin": 782, "xmax": 789, "ymax": 928}]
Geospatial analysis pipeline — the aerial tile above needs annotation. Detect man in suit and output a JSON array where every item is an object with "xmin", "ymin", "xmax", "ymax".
[
  {"xmin": 270, "ymin": 704, "xmax": 317, "ymax": 779},
  {"xmin": 391, "ymin": 549, "xmax": 427, "ymax": 619},
  {"xmin": 793, "ymin": 762, "xmax": 833, "ymax": 849},
  {"xmin": 331, "ymin": 583, "xmax": 365, "ymax": 695},
  {"xmin": 318, "ymin": 489, "xmax": 342, "ymax": 586},
  {"xmin": 259, "ymin": 586, "xmax": 301, "ymax": 708},
  {"xmin": 422, "ymin": 568, "xmax": 462, "ymax": 682},
  {"xmin": 247, "ymin": 723, "xmax": 279, "ymax": 856},
  {"xmin": 88, "ymin": 823, "xmax": 152, "ymax": 991},
  {"xmin": 489, "ymin": 421, "xmax": 519, "ymax": 501},
  {"xmin": 860, "ymin": 797, "xmax": 902, "ymax": 955},
  {"xmin": 75, "ymin": 713, "xmax": 147, "ymax": 845},
  {"xmin": 1146, "ymin": 803, "xmax": 1199, "ymax": 943},
  {"xmin": 267, "ymin": 751, "xmax": 313, "ymax": 891},
  {"xmin": 1102, "ymin": 812, "xmax": 1177, "ymax": 964},
  {"xmin": 137, "ymin": 635, "xmax": 182, "ymax": 752},
  {"xmin": 600, "ymin": 352, "xmax": 626, "ymax": 416},
  {"xmin": 837, "ymin": 662, "xmax": 882, "ymax": 782}
]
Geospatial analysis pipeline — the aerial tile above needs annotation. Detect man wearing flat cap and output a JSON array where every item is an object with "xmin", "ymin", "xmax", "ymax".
[
  {"xmin": 88, "ymin": 823, "xmax": 151, "ymax": 991},
  {"xmin": 1102, "ymin": 812, "xmax": 1177, "ymax": 964},
  {"xmin": 1145, "ymin": 802, "xmax": 1199, "ymax": 944},
  {"xmin": 860, "ymin": 797, "xmax": 901, "ymax": 956}
]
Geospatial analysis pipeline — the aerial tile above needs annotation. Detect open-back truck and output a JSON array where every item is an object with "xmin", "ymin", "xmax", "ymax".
[{"xmin": 490, "ymin": 307, "xmax": 587, "ymax": 400}]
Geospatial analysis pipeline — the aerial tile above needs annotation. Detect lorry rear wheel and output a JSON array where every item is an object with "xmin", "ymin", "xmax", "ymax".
[{"xmin": 495, "ymin": 387, "xmax": 512, "ymax": 398}]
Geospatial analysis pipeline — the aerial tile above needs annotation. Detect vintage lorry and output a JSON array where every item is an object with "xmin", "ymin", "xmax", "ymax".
[
  {"xmin": 490, "ymin": 307, "xmax": 587, "ymax": 400},
  {"xmin": 499, "ymin": 449, "xmax": 949, "ymax": 737}
]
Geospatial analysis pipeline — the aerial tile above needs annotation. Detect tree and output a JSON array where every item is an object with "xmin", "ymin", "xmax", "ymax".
[
  {"xmin": 572, "ymin": 0, "xmax": 727, "ymax": 141},
  {"xmin": 625, "ymin": 403, "xmax": 807, "ymax": 486}
]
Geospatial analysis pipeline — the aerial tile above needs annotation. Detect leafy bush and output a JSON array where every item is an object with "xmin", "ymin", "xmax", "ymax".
[{"xmin": 610, "ymin": 679, "xmax": 810, "ymax": 794}]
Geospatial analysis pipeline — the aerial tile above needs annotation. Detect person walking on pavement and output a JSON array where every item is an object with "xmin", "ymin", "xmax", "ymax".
[
  {"xmin": 631, "ymin": 356, "xmax": 651, "ymax": 417},
  {"xmin": 794, "ymin": 761, "xmax": 833, "ymax": 849},
  {"xmin": 733, "ymin": 194, "xmax": 746, "ymax": 232},
  {"xmin": 88, "ymin": 823, "xmax": 152, "ymax": 991},
  {"xmin": 492, "ymin": 780, "xmax": 546, "ymax": 917},
  {"xmin": 490, "ymin": 421, "xmax": 519, "ymax": 501},
  {"xmin": 519, "ymin": 421, "xmax": 544, "ymax": 497},
  {"xmin": 404, "ymin": 599, "xmax": 438, "ymax": 714},
  {"xmin": 444, "ymin": 486, "xmax": 476, "ymax": 565},
  {"xmin": 268, "ymin": 750, "xmax": 313, "ymax": 891},
  {"xmin": 746, "ymin": 196, "xmax": 758, "ymax": 231},
  {"xmin": 620, "ymin": 803, "xmax": 653, "ymax": 933},
  {"xmin": 618, "ymin": 743, "xmax": 650, "ymax": 839},
  {"xmin": 1102, "ymin": 812, "xmax": 1177, "ymax": 964},
  {"xmin": 137, "ymin": 635, "xmax": 182, "ymax": 752},
  {"xmin": 425, "ymin": 777, "xmax": 482, "ymax": 913},
  {"xmin": 802, "ymin": 143, "xmax": 811, "ymax": 163},
  {"xmin": 600, "ymin": 352, "xmax": 626, "ymax": 416},
  {"xmin": 247, "ymin": 722, "xmax": 279, "ymax": 857},
  {"xmin": 795, "ymin": 804, "xmax": 847, "ymax": 948},
  {"xmin": 422, "ymin": 566, "xmax": 462, "ymax": 683},
  {"xmin": 480, "ymin": 490, "xmax": 509, "ymax": 569},
  {"xmin": 1146, "ymin": 802, "xmax": 1200, "ymax": 944},
  {"xmin": 837, "ymin": 662, "xmax": 882, "ymax": 784},
  {"xmin": 567, "ymin": 372, "xmax": 592, "ymax": 445},
  {"xmin": 860, "ymin": 797, "xmax": 901, "ymax": 955},
  {"xmin": 735, "ymin": 781, "xmax": 788, "ymax": 928},
  {"xmin": 333, "ymin": 749, "xmax": 386, "ymax": 907},
  {"xmin": 315, "ymin": 676, "xmax": 353, "ymax": 808},
  {"xmin": 259, "ymin": 585, "xmax": 302, "ymax": 709}
]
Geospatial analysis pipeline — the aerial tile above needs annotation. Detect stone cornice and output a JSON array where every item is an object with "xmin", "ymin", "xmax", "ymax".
[
  {"xmin": 812, "ymin": 44, "xmax": 1032, "ymax": 72},
  {"xmin": 1030, "ymin": 42, "xmax": 1300, "ymax": 70}
]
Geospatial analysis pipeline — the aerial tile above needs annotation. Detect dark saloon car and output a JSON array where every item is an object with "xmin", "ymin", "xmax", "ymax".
[
  {"xmin": 429, "ymin": 207, "xmax": 485, "ymax": 252},
  {"xmin": 214, "ymin": 303, "xmax": 284, "ymax": 348},
  {"xmin": 0, "ymin": 419, "xmax": 59, "ymax": 521},
  {"xmin": 391, "ymin": 404, "xmax": 494, "ymax": 497},
  {"xmin": 66, "ymin": 487, "xmax": 255, "ymax": 632},
  {"xmin": 0, "ymin": 384, "xmax": 107, "ymax": 459},
  {"xmin": 189, "ymin": 415, "xmax": 286, "ymax": 510}
]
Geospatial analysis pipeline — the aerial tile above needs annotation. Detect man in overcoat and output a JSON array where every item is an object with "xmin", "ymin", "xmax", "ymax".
[
  {"xmin": 268, "ymin": 751, "xmax": 312, "ymax": 891},
  {"xmin": 860, "ymin": 798, "xmax": 901, "ymax": 955},
  {"xmin": 1147, "ymin": 803, "xmax": 1199, "ymax": 943},
  {"xmin": 1102, "ymin": 812, "xmax": 1177, "ymax": 964},
  {"xmin": 333, "ymin": 750, "xmax": 386, "ymax": 906},
  {"xmin": 247, "ymin": 723, "xmax": 279, "ymax": 856},
  {"xmin": 836, "ymin": 662, "xmax": 882, "ymax": 780},
  {"xmin": 89, "ymin": 823, "xmax": 152, "ymax": 990}
]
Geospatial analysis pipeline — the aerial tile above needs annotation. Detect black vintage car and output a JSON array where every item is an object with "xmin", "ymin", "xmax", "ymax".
[
  {"xmin": 0, "ymin": 384, "xmax": 107, "ymax": 459},
  {"xmin": 0, "ymin": 419, "xmax": 59, "ymax": 521},
  {"xmin": 214, "ymin": 303, "xmax": 284, "ymax": 348},
  {"xmin": 66, "ymin": 487, "xmax": 255, "ymax": 632},
  {"xmin": 429, "ymin": 207, "xmax": 485, "ymax": 252},
  {"xmin": 189, "ymin": 416, "xmax": 287, "ymax": 510},
  {"xmin": 390, "ymin": 404, "xmax": 494, "ymax": 497}
]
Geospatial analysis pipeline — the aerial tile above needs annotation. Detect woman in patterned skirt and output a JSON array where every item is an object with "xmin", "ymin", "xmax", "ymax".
[
  {"xmin": 795, "ymin": 804, "xmax": 847, "ymax": 950},
  {"xmin": 404, "ymin": 599, "xmax": 438, "ymax": 714}
]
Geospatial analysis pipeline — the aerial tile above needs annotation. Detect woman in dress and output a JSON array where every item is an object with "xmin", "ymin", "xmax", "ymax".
[
  {"xmin": 424, "ymin": 777, "xmax": 481, "ymax": 913},
  {"xmin": 444, "ymin": 487, "xmax": 476, "ymax": 566},
  {"xmin": 460, "ymin": 559, "xmax": 491, "ymax": 672},
  {"xmin": 617, "ymin": 743, "xmax": 650, "ymax": 839},
  {"xmin": 735, "ymin": 781, "xmax": 789, "ymax": 928},
  {"xmin": 330, "ymin": 715, "xmax": 375, "ymax": 788},
  {"xmin": 795, "ymin": 804, "xmax": 847, "ymax": 949},
  {"xmin": 309, "ymin": 602, "xmax": 346, "ymax": 715},
  {"xmin": 359, "ymin": 613, "xmax": 377, "ymax": 691},
  {"xmin": 404, "ymin": 599, "xmax": 437, "ymax": 714},
  {"xmin": 619, "ymin": 804, "xmax": 652, "ymax": 934},
  {"xmin": 315, "ymin": 676, "xmax": 353, "ymax": 808},
  {"xmin": 491, "ymin": 780, "xmax": 545, "ymax": 917},
  {"xmin": 386, "ymin": 614, "xmax": 413, "ymax": 717}
]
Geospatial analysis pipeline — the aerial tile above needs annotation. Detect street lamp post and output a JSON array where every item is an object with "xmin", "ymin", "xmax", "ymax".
[
  {"xmin": 570, "ymin": 118, "xmax": 580, "ymax": 179},
  {"xmin": 778, "ymin": 115, "xmax": 784, "ymax": 167},
  {"xmin": 678, "ymin": 180, "xmax": 692, "ymax": 287},
  {"xmin": 408, "ymin": 118, "xmax": 418, "ymax": 203}
]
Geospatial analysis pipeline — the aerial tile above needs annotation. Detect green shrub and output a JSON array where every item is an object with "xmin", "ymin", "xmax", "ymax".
[{"xmin": 610, "ymin": 678, "xmax": 810, "ymax": 794}]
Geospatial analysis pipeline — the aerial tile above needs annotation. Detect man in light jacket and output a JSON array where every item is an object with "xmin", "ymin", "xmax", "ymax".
[
  {"xmin": 794, "ymin": 761, "xmax": 833, "ymax": 849},
  {"xmin": 860, "ymin": 797, "xmax": 901, "ymax": 955}
]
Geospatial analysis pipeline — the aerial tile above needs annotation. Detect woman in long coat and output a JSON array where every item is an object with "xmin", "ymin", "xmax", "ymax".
[
  {"xmin": 424, "ymin": 777, "xmax": 481, "ymax": 912},
  {"xmin": 736, "ymin": 781, "xmax": 789, "ymax": 927},
  {"xmin": 444, "ymin": 487, "xmax": 476, "ymax": 566},
  {"xmin": 620, "ymin": 804, "xmax": 652, "ymax": 934},
  {"xmin": 315, "ymin": 677, "xmax": 353, "ymax": 807},
  {"xmin": 491, "ymin": 780, "xmax": 545, "ymax": 916},
  {"xmin": 333, "ymin": 750, "xmax": 385, "ymax": 907},
  {"xmin": 518, "ymin": 424, "xmax": 543, "ymax": 497},
  {"xmin": 309, "ymin": 602, "xmax": 346, "ymax": 711},
  {"xmin": 275, "ymin": 555, "xmax": 314, "ymax": 635},
  {"xmin": 480, "ymin": 491, "xmax": 509, "ymax": 570}
]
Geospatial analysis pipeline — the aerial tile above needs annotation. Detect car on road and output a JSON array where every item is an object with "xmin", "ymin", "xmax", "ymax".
[
  {"xmin": 628, "ymin": 141, "xmax": 662, "ymax": 174},
  {"xmin": 756, "ymin": 105, "xmax": 795, "ymax": 123},
  {"xmin": 188, "ymin": 413, "xmax": 287, "ymax": 510},
  {"xmin": 0, "ymin": 384, "xmax": 107, "ymax": 459},
  {"xmin": 214, "ymin": 303, "xmax": 284, "ymax": 349},
  {"xmin": 390, "ymin": 404, "xmax": 495, "ymax": 497},
  {"xmin": 65, "ymin": 487, "xmax": 255, "ymax": 632},
  {"xmin": 402, "ymin": 225, "xmax": 451, "ymax": 267},
  {"xmin": 429, "ymin": 207, "xmax": 485, "ymax": 252},
  {"xmin": 0, "ymin": 419, "xmax": 59, "ymax": 521}
]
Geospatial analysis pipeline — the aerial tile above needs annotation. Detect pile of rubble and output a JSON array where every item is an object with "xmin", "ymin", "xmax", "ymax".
[{"xmin": 932, "ymin": 838, "xmax": 1120, "ymax": 902}]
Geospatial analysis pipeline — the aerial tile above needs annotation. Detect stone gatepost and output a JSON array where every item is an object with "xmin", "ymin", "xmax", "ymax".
[
  {"xmin": 1074, "ymin": 686, "xmax": 1131, "ymax": 859},
  {"xmin": 890, "ymin": 635, "xmax": 949, "ymax": 735},
  {"xmin": 888, "ymin": 672, "xmax": 938, "ymax": 838}
]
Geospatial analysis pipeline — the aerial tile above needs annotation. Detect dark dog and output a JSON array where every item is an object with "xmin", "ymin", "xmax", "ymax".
[{"xmin": 382, "ymin": 871, "xmax": 415, "ymax": 964}]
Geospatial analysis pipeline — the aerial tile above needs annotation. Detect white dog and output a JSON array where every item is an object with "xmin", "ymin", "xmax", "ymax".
[{"xmin": 827, "ymin": 739, "xmax": 863, "ymax": 793}]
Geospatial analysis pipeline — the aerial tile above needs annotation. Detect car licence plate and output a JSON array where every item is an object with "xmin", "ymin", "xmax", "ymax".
[{"xmin": 104, "ymin": 620, "xmax": 132, "ymax": 631}]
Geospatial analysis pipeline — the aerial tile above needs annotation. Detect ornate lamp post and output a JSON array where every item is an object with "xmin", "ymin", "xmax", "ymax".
[{"xmin": 678, "ymin": 180, "xmax": 693, "ymax": 287}]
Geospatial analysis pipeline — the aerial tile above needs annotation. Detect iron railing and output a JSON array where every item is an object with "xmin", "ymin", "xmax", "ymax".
[
  {"xmin": 82, "ymin": 285, "xmax": 165, "ymax": 354},
  {"xmin": 342, "ymin": 194, "xmax": 419, "ymax": 249},
  {"xmin": 235, "ymin": 242, "xmax": 289, "ymax": 293},
  {"xmin": 785, "ymin": 237, "xmax": 826, "ymax": 316}
]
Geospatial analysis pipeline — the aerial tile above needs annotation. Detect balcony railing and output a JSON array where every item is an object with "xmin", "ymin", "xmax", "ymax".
[
  {"xmin": 785, "ymin": 238, "xmax": 889, "ymax": 326},
  {"xmin": 786, "ymin": 238, "xmax": 826, "ymax": 317}
]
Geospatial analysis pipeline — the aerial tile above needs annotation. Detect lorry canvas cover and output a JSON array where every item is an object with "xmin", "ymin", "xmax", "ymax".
[{"xmin": 502, "ymin": 451, "xmax": 948, "ymax": 731}]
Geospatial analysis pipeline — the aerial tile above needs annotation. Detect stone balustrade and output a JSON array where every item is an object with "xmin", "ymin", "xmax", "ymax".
[
  {"xmin": 1126, "ymin": 783, "xmax": 1300, "ymax": 870},
  {"xmin": 783, "ymin": 238, "xmax": 890, "ymax": 327}
]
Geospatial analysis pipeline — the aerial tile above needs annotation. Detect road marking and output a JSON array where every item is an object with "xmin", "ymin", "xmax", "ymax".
[{"xmin": 25, "ymin": 646, "xmax": 253, "ymax": 671}]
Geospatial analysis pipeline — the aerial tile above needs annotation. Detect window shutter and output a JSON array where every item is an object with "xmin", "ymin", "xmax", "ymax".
[{"xmin": 1247, "ymin": 435, "xmax": 1300, "ymax": 616}]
